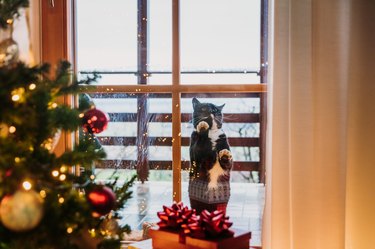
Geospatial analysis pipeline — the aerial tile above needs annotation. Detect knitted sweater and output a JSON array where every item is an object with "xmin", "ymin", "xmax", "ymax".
[{"xmin": 188, "ymin": 177, "xmax": 230, "ymax": 204}]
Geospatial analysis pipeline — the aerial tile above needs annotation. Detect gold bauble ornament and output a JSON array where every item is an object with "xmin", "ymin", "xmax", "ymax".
[
  {"xmin": 0, "ymin": 190, "xmax": 44, "ymax": 232},
  {"xmin": 100, "ymin": 217, "xmax": 120, "ymax": 238},
  {"xmin": 0, "ymin": 24, "xmax": 19, "ymax": 66},
  {"xmin": 0, "ymin": 37, "xmax": 19, "ymax": 66}
]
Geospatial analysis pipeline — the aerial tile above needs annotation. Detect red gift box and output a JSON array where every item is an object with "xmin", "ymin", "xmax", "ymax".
[{"xmin": 149, "ymin": 228, "xmax": 251, "ymax": 249}]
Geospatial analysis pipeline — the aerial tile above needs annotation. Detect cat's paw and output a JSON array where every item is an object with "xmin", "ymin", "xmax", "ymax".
[
  {"xmin": 219, "ymin": 149, "xmax": 233, "ymax": 169},
  {"xmin": 219, "ymin": 149, "xmax": 232, "ymax": 161},
  {"xmin": 197, "ymin": 121, "xmax": 209, "ymax": 133}
]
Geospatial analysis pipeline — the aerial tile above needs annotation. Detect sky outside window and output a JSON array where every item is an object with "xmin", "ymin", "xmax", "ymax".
[{"xmin": 76, "ymin": 0, "xmax": 260, "ymax": 85}]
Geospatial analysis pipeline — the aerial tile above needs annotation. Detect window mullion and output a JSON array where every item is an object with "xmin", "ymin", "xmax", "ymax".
[
  {"xmin": 136, "ymin": 0, "xmax": 149, "ymax": 182},
  {"xmin": 259, "ymin": 0, "xmax": 269, "ymax": 183},
  {"xmin": 172, "ymin": 0, "xmax": 181, "ymax": 202}
]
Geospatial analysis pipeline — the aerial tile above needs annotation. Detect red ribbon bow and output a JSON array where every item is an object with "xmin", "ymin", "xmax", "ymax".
[
  {"xmin": 157, "ymin": 204, "xmax": 234, "ymax": 240},
  {"xmin": 157, "ymin": 202, "xmax": 196, "ymax": 230},
  {"xmin": 186, "ymin": 210, "xmax": 234, "ymax": 239}
]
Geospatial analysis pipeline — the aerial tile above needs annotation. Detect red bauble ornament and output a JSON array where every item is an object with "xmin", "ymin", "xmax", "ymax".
[
  {"xmin": 86, "ymin": 186, "xmax": 116, "ymax": 216},
  {"xmin": 82, "ymin": 108, "xmax": 109, "ymax": 134}
]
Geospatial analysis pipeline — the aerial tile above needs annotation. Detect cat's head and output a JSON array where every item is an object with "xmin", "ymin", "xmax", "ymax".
[{"xmin": 192, "ymin": 97, "xmax": 225, "ymax": 130}]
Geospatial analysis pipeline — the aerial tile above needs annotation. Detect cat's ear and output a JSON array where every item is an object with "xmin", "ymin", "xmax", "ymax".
[
  {"xmin": 192, "ymin": 98, "xmax": 200, "ymax": 108},
  {"xmin": 217, "ymin": 103, "xmax": 225, "ymax": 111}
]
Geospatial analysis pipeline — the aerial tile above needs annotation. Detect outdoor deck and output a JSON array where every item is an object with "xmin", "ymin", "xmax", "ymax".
[{"xmin": 119, "ymin": 182, "xmax": 265, "ymax": 247}]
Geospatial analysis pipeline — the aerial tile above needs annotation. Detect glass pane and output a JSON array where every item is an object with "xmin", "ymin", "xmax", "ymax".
[
  {"xmin": 181, "ymin": 0, "xmax": 261, "ymax": 84},
  {"xmin": 181, "ymin": 73, "xmax": 260, "ymax": 85},
  {"xmin": 87, "ymin": 93, "xmax": 173, "ymax": 229},
  {"xmin": 181, "ymin": 93, "xmax": 264, "ymax": 245},
  {"xmin": 76, "ymin": 1, "xmax": 265, "ymax": 246},
  {"xmin": 149, "ymin": 0, "xmax": 172, "ymax": 85},
  {"xmin": 76, "ymin": 0, "xmax": 137, "ymax": 84}
]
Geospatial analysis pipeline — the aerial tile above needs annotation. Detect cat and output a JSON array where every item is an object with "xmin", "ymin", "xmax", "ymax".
[{"xmin": 188, "ymin": 97, "xmax": 233, "ymax": 213}]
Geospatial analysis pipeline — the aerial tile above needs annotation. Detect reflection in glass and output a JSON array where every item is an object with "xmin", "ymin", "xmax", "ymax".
[{"xmin": 90, "ymin": 93, "xmax": 173, "ymax": 220}]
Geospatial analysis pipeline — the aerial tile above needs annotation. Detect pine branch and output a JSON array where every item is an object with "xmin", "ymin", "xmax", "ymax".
[{"xmin": 0, "ymin": 60, "xmax": 136, "ymax": 248}]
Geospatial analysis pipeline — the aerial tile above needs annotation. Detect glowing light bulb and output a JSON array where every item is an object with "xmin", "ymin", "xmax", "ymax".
[
  {"xmin": 11, "ymin": 88, "xmax": 25, "ymax": 102},
  {"xmin": 29, "ymin": 83, "xmax": 36, "ymax": 90},
  {"xmin": 59, "ymin": 174, "xmax": 66, "ymax": 181},
  {"xmin": 40, "ymin": 190, "xmax": 47, "ymax": 198},
  {"xmin": 8, "ymin": 126, "xmax": 16, "ymax": 133},
  {"xmin": 22, "ymin": 181, "xmax": 32, "ymax": 190},
  {"xmin": 11, "ymin": 94, "xmax": 20, "ymax": 102},
  {"xmin": 52, "ymin": 170, "xmax": 59, "ymax": 177},
  {"xmin": 58, "ymin": 197, "xmax": 65, "ymax": 203},
  {"xmin": 60, "ymin": 166, "xmax": 67, "ymax": 173},
  {"xmin": 67, "ymin": 227, "xmax": 73, "ymax": 234},
  {"xmin": 89, "ymin": 228, "xmax": 96, "ymax": 237}
]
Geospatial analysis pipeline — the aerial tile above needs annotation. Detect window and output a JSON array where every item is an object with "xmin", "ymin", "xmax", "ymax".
[
  {"xmin": 75, "ymin": 0, "xmax": 267, "ymax": 177},
  {"xmin": 52, "ymin": 0, "xmax": 268, "ymax": 246}
]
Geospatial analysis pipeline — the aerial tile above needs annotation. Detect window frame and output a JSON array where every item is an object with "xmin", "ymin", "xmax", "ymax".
[{"xmin": 41, "ymin": 0, "xmax": 268, "ymax": 202}]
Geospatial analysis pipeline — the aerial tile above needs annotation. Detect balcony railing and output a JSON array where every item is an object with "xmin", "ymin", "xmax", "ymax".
[{"xmin": 87, "ymin": 91, "xmax": 264, "ymax": 183}]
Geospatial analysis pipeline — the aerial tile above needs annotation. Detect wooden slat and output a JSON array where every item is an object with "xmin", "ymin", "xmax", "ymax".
[
  {"xmin": 98, "ymin": 136, "xmax": 259, "ymax": 147},
  {"xmin": 97, "ymin": 160, "xmax": 259, "ymax": 172},
  {"xmin": 88, "ymin": 92, "xmax": 261, "ymax": 99},
  {"xmin": 107, "ymin": 113, "xmax": 260, "ymax": 123},
  {"xmin": 81, "ymin": 83, "xmax": 267, "ymax": 94},
  {"xmin": 98, "ymin": 137, "xmax": 137, "ymax": 145},
  {"xmin": 108, "ymin": 113, "xmax": 137, "ymax": 122}
]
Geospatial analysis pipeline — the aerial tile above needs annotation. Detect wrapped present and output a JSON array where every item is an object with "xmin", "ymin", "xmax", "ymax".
[
  {"xmin": 149, "ymin": 229, "xmax": 187, "ymax": 249},
  {"xmin": 149, "ymin": 227, "xmax": 251, "ymax": 249},
  {"xmin": 150, "ymin": 203, "xmax": 251, "ymax": 249}
]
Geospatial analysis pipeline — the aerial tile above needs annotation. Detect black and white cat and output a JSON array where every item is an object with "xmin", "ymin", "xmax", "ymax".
[{"xmin": 188, "ymin": 97, "xmax": 233, "ymax": 213}]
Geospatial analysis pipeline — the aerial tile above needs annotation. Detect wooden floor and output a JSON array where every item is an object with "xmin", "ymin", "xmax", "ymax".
[{"xmin": 119, "ymin": 182, "xmax": 265, "ymax": 247}]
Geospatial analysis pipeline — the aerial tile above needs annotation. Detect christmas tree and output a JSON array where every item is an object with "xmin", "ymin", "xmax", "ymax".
[{"xmin": 0, "ymin": 1, "xmax": 136, "ymax": 248}]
